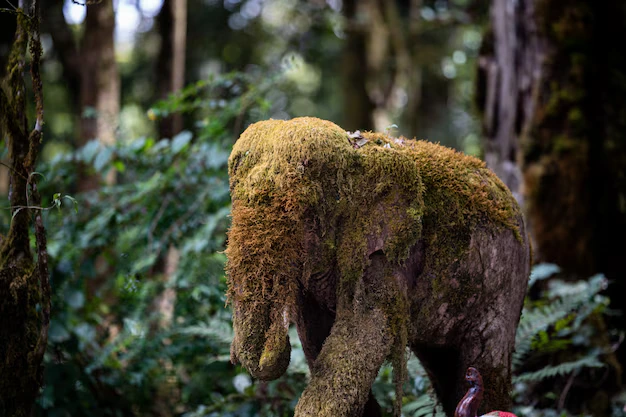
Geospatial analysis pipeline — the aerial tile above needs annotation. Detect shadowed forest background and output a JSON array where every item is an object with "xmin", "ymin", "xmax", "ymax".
[{"xmin": 1, "ymin": 0, "xmax": 625, "ymax": 416}]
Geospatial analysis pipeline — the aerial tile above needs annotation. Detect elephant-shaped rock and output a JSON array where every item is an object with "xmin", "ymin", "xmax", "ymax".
[{"xmin": 226, "ymin": 117, "xmax": 530, "ymax": 417}]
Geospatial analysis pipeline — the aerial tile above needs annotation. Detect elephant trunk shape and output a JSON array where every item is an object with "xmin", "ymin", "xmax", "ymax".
[{"xmin": 231, "ymin": 300, "xmax": 291, "ymax": 380}]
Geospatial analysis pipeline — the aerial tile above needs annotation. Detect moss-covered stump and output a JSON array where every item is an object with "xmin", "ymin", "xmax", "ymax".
[{"xmin": 226, "ymin": 117, "xmax": 531, "ymax": 417}]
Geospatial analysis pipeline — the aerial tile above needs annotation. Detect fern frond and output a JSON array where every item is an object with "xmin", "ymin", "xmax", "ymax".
[
  {"xmin": 178, "ymin": 319, "xmax": 234, "ymax": 345},
  {"xmin": 514, "ymin": 273, "xmax": 609, "ymax": 369},
  {"xmin": 403, "ymin": 392, "xmax": 446, "ymax": 417},
  {"xmin": 514, "ymin": 300, "xmax": 573, "ymax": 369},
  {"xmin": 513, "ymin": 356, "xmax": 604, "ymax": 383},
  {"xmin": 528, "ymin": 263, "xmax": 560, "ymax": 288}
]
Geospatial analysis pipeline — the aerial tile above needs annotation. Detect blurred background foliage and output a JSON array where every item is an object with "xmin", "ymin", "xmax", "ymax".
[{"xmin": 0, "ymin": 0, "xmax": 625, "ymax": 416}]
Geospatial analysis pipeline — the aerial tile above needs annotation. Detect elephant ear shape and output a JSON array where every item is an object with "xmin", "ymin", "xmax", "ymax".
[{"xmin": 227, "ymin": 117, "xmax": 355, "ymax": 310}]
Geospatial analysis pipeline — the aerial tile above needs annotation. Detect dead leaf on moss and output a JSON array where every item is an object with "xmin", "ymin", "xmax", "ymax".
[{"xmin": 347, "ymin": 130, "xmax": 369, "ymax": 149}]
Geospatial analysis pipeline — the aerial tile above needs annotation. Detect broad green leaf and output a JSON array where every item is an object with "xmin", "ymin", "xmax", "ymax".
[{"xmin": 172, "ymin": 130, "xmax": 193, "ymax": 154}]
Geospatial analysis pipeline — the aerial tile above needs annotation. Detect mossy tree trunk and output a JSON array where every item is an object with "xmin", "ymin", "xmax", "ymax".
[
  {"xmin": 0, "ymin": 8, "xmax": 18, "ymax": 197},
  {"xmin": 0, "ymin": 2, "xmax": 50, "ymax": 416},
  {"xmin": 478, "ymin": 0, "xmax": 626, "ymax": 368}
]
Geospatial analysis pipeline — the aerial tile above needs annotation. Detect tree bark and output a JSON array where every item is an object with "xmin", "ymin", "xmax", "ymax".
[
  {"xmin": 78, "ymin": 0, "xmax": 120, "ymax": 190},
  {"xmin": 478, "ymin": 0, "xmax": 626, "ymax": 370},
  {"xmin": 0, "ymin": 8, "xmax": 17, "ymax": 77},
  {"xmin": 155, "ymin": 0, "xmax": 187, "ymax": 138},
  {"xmin": 0, "ymin": 9, "xmax": 18, "ymax": 197},
  {"xmin": 42, "ymin": 1, "xmax": 120, "ymax": 190},
  {"xmin": 476, "ymin": 0, "xmax": 542, "ymax": 202},
  {"xmin": 42, "ymin": 0, "xmax": 80, "ymax": 106},
  {"xmin": 0, "ymin": 3, "xmax": 50, "ymax": 415},
  {"xmin": 341, "ymin": 0, "xmax": 375, "ymax": 132}
]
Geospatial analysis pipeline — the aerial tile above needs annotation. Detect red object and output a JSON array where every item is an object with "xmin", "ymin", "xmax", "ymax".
[{"xmin": 454, "ymin": 367, "xmax": 518, "ymax": 417}]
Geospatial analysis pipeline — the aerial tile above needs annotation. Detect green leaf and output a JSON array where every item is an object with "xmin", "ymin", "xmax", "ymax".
[
  {"xmin": 94, "ymin": 146, "xmax": 113, "ymax": 172},
  {"xmin": 80, "ymin": 140, "xmax": 100, "ymax": 162},
  {"xmin": 63, "ymin": 195, "xmax": 79, "ymax": 213},
  {"xmin": 113, "ymin": 160, "xmax": 126, "ymax": 173},
  {"xmin": 171, "ymin": 130, "xmax": 193, "ymax": 154},
  {"xmin": 130, "ymin": 252, "xmax": 157, "ymax": 274}
]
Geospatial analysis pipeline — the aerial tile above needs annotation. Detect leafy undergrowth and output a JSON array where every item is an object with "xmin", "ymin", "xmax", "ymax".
[{"xmin": 21, "ymin": 71, "xmax": 624, "ymax": 416}]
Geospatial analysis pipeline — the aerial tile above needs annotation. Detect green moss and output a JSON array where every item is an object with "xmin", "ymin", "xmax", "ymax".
[{"xmin": 226, "ymin": 117, "xmax": 522, "ymax": 412}]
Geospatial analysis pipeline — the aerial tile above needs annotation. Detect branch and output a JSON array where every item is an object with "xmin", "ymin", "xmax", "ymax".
[
  {"xmin": 27, "ymin": 0, "xmax": 50, "ymax": 362},
  {"xmin": 27, "ymin": 0, "xmax": 43, "ymax": 169},
  {"xmin": 31, "ymin": 180, "xmax": 49, "ymax": 359}
]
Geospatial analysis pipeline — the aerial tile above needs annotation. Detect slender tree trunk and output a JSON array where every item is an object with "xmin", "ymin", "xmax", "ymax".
[
  {"xmin": 340, "ymin": 0, "xmax": 451, "ymax": 141},
  {"xmin": 476, "ymin": 0, "xmax": 539, "ymax": 202},
  {"xmin": 403, "ymin": 0, "xmax": 423, "ymax": 138},
  {"xmin": 341, "ymin": 0, "xmax": 375, "ymax": 132},
  {"xmin": 150, "ymin": 3, "xmax": 188, "ymax": 412},
  {"xmin": 42, "ymin": 0, "xmax": 80, "ymax": 106},
  {"xmin": 0, "ymin": 8, "xmax": 17, "ymax": 77},
  {"xmin": 151, "ymin": 0, "xmax": 188, "ymax": 334},
  {"xmin": 0, "ymin": 3, "xmax": 50, "ymax": 415},
  {"xmin": 0, "ymin": 7, "xmax": 18, "ymax": 197},
  {"xmin": 156, "ymin": 0, "xmax": 187, "ymax": 138},
  {"xmin": 478, "ymin": 0, "xmax": 626, "ymax": 371},
  {"xmin": 42, "ymin": 0, "xmax": 119, "ymax": 191},
  {"xmin": 79, "ymin": 0, "xmax": 120, "ymax": 190}
]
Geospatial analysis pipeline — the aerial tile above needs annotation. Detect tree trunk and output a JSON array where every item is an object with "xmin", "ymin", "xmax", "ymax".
[
  {"xmin": 478, "ymin": 0, "xmax": 626, "ymax": 370},
  {"xmin": 476, "ymin": 0, "xmax": 540, "ymax": 202},
  {"xmin": 151, "ymin": 0, "xmax": 187, "ymax": 334},
  {"xmin": 0, "ymin": 6, "xmax": 18, "ymax": 198},
  {"xmin": 0, "ymin": 3, "xmax": 50, "ymax": 415},
  {"xmin": 42, "ymin": 0, "xmax": 80, "ymax": 106},
  {"xmin": 0, "ymin": 8, "xmax": 17, "ymax": 77},
  {"xmin": 150, "ymin": 4, "xmax": 188, "ymax": 412},
  {"xmin": 78, "ymin": 0, "xmax": 120, "ymax": 190},
  {"xmin": 155, "ymin": 0, "xmax": 187, "ymax": 138},
  {"xmin": 341, "ymin": 0, "xmax": 375, "ymax": 132}
]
